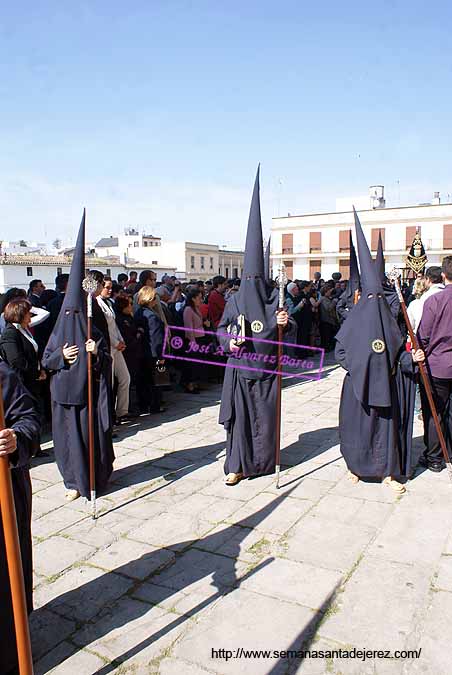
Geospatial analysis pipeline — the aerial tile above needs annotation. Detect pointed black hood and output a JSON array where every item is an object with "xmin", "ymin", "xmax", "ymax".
[
  {"xmin": 242, "ymin": 166, "xmax": 264, "ymax": 278},
  {"xmin": 264, "ymin": 236, "xmax": 271, "ymax": 281},
  {"xmin": 354, "ymin": 208, "xmax": 382, "ymax": 296},
  {"xmin": 61, "ymin": 209, "xmax": 86, "ymax": 311},
  {"xmin": 375, "ymin": 230, "xmax": 386, "ymax": 284},
  {"xmin": 227, "ymin": 167, "xmax": 278, "ymax": 380},
  {"xmin": 342, "ymin": 230, "xmax": 360, "ymax": 305},
  {"xmin": 374, "ymin": 227, "xmax": 400, "ymax": 319},
  {"xmin": 335, "ymin": 208, "xmax": 403, "ymax": 408},
  {"xmin": 44, "ymin": 210, "xmax": 91, "ymax": 405}
]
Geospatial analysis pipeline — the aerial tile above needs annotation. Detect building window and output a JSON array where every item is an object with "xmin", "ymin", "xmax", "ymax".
[
  {"xmin": 144, "ymin": 241, "xmax": 148, "ymax": 247},
  {"xmin": 27, "ymin": 266, "xmax": 33, "ymax": 277},
  {"xmin": 339, "ymin": 259, "xmax": 350, "ymax": 279},
  {"xmin": 309, "ymin": 260, "xmax": 322, "ymax": 279},
  {"xmin": 282, "ymin": 233, "xmax": 293, "ymax": 254},
  {"xmin": 309, "ymin": 232, "xmax": 321, "ymax": 253},
  {"xmin": 134, "ymin": 241, "xmax": 139, "ymax": 247},
  {"xmin": 233, "ymin": 267, "xmax": 238, "ymax": 278},
  {"xmin": 128, "ymin": 243, "xmax": 133, "ymax": 248},
  {"xmin": 371, "ymin": 228, "xmax": 385, "ymax": 251},
  {"xmin": 443, "ymin": 224, "xmax": 452, "ymax": 249},
  {"xmin": 218, "ymin": 266, "xmax": 221, "ymax": 274},
  {"xmin": 200, "ymin": 256, "xmax": 205, "ymax": 270},
  {"xmin": 106, "ymin": 268, "xmax": 111, "ymax": 276},
  {"xmin": 57, "ymin": 267, "xmax": 62, "ymax": 275},
  {"xmin": 152, "ymin": 260, "xmax": 158, "ymax": 265},
  {"xmin": 339, "ymin": 230, "xmax": 350, "ymax": 252},
  {"xmin": 406, "ymin": 226, "xmax": 420, "ymax": 249},
  {"xmin": 210, "ymin": 257, "xmax": 214, "ymax": 270},
  {"xmin": 191, "ymin": 256, "xmax": 195, "ymax": 270},
  {"xmin": 225, "ymin": 267, "xmax": 229, "ymax": 278}
]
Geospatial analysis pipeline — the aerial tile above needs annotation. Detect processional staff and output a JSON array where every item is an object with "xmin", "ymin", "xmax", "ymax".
[
  {"xmin": 0, "ymin": 384, "xmax": 34, "ymax": 674},
  {"xmin": 82, "ymin": 273, "xmax": 99, "ymax": 518},
  {"xmin": 275, "ymin": 263, "xmax": 286, "ymax": 489}
]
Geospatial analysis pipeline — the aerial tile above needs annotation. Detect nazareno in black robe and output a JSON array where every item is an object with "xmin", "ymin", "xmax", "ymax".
[
  {"xmin": 335, "ymin": 341, "xmax": 417, "ymax": 479},
  {"xmin": 218, "ymin": 296, "xmax": 280, "ymax": 478},
  {"xmin": 0, "ymin": 361, "xmax": 41, "ymax": 674},
  {"xmin": 42, "ymin": 327, "xmax": 114, "ymax": 498},
  {"xmin": 334, "ymin": 209, "xmax": 417, "ymax": 480},
  {"xmin": 41, "ymin": 211, "xmax": 114, "ymax": 499}
]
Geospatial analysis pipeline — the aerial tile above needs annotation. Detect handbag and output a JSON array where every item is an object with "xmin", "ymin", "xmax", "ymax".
[{"xmin": 154, "ymin": 362, "xmax": 172, "ymax": 389}]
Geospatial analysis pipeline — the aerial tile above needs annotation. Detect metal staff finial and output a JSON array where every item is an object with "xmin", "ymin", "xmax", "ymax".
[{"xmin": 82, "ymin": 273, "xmax": 98, "ymax": 518}]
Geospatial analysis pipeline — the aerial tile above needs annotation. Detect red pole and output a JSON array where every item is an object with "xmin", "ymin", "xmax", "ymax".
[{"xmin": 0, "ymin": 386, "xmax": 34, "ymax": 674}]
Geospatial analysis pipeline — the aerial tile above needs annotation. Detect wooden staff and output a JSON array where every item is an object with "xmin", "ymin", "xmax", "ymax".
[
  {"xmin": 389, "ymin": 268, "xmax": 452, "ymax": 481},
  {"xmin": 275, "ymin": 263, "xmax": 286, "ymax": 489},
  {"xmin": 0, "ymin": 384, "xmax": 34, "ymax": 674},
  {"xmin": 82, "ymin": 275, "xmax": 98, "ymax": 518}
]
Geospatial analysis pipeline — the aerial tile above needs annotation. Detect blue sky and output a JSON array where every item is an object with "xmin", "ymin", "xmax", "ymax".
[{"xmin": 1, "ymin": 1, "xmax": 451, "ymax": 246}]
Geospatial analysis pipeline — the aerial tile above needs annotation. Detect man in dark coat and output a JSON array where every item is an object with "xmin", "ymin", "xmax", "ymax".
[
  {"xmin": 0, "ymin": 360, "xmax": 41, "ymax": 674},
  {"xmin": 336, "ymin": 231, "xmax": 360, "ymax": 324},
  {"xmin": 335, "ymin": 209, "xmax": 424, "ymax": 493},
  {"xmin": 218, "ymin": 168, "xmax": 289, "ymax": 485},
  {"xmin": 42, "ymin": 212, "xmax": 114, "ymax": 501}
]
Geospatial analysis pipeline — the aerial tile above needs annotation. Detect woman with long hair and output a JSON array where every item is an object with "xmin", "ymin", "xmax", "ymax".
[
  {"xmin": 134, "ymin": 286, "xmax": 166, "ymax": 413},
  {"xmin": 182, "ymin": 287, "xmax": 211, "ymax": 393}
]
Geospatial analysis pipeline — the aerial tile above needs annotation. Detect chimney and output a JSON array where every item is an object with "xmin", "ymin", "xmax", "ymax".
[
  {"xmin": 369, "ymin": 185, "xmax": 386, "ymax": 209},
  {"xmin": 432, "ymin": 191, "xmax": 440, "ymax": 205}
]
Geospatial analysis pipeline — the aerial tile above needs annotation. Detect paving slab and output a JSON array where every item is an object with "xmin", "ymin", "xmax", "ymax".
[
  {"xmin": 284, "ymin": 515, "xmax": 375, "ymax": 572},
  {"xmin": 172, "ymin": 587, "xmax": 317, "ymax": 675},
  {"xmin": 318, "ymin": 556, "xmax": 430, "ymax": 652},
  {"xmin": 29, "ymin": 363, "xmax": 452, "ymax": 674}
]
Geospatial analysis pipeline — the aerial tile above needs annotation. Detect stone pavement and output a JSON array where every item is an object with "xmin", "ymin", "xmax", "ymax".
[{"xmin": 29, "ymin": 360, "xmax": 452, "ymax": 674}]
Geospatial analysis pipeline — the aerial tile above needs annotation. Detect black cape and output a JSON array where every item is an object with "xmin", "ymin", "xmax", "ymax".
[
  {"xmin": 335, "ymin": 342, "xmax": 416, "ymax": 478},
  {"xmin": 0, "ymin": 361, "xmax": 40, "ymax": 674},
  {"xmin": 42, "ymin": 327, "xmax": 114, "ymax": 498}
]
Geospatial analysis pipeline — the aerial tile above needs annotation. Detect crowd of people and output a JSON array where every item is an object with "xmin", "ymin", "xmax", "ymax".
[{"xmin": 2, "ymin": 179, "xmax": 452, "ymax": 672}]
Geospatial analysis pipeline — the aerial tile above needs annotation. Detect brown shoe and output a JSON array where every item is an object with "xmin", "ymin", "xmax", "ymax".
[
  {"xmin": 383, "ymin": 476, "xmax": 406, "ymax": 494},
  {"xmin": 225, "ymin": 472, "xmax": 243, "ymax": 486}
]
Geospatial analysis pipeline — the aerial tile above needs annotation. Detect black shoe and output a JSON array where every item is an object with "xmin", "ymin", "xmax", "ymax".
[
  {"xmin": 428, "ymin": 461, "xmax": 446, "ymax": 473},
  {"xmin": 418, "ymin": 455, "xmax": 445, "ymax": 472}
]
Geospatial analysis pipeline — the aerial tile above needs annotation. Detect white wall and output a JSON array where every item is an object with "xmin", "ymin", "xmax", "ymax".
[{"xmin": 0, "ymin": 263, "xmax": 177, "ymax": 293}]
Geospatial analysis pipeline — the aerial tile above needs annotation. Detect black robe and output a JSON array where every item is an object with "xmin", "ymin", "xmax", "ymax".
[
  {"xmin": 0, "ymin": 362, "xmax": 40, "ymax": 674},
  {"xmin": 335, "ymin": 342, "xmax": 416, "ymax": 478},
  {"xmin": 42, "ymin": 331, "xmax": 114, "ymax": 498},
  {"xmin": 218, "ymin": 298, "xmax": 279, "ymax": 477}
]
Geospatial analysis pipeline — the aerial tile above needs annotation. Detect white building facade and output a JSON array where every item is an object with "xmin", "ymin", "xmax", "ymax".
[
  {"xmin": 0, "ymin": 256, "xmax": 176, "ymax": 293},
  {"xmin": 271, "ymin": 190, "xmax": 452, "ymax": 281},
  {"xmin": 94, "ymin": 229, "xmax": 244, "ymax": 281}
]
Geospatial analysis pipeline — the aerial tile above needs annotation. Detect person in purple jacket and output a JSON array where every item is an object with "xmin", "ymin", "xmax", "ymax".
[{"xmin": 417, "ymin": 256, "xmax": 452, "ymax": 472}]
